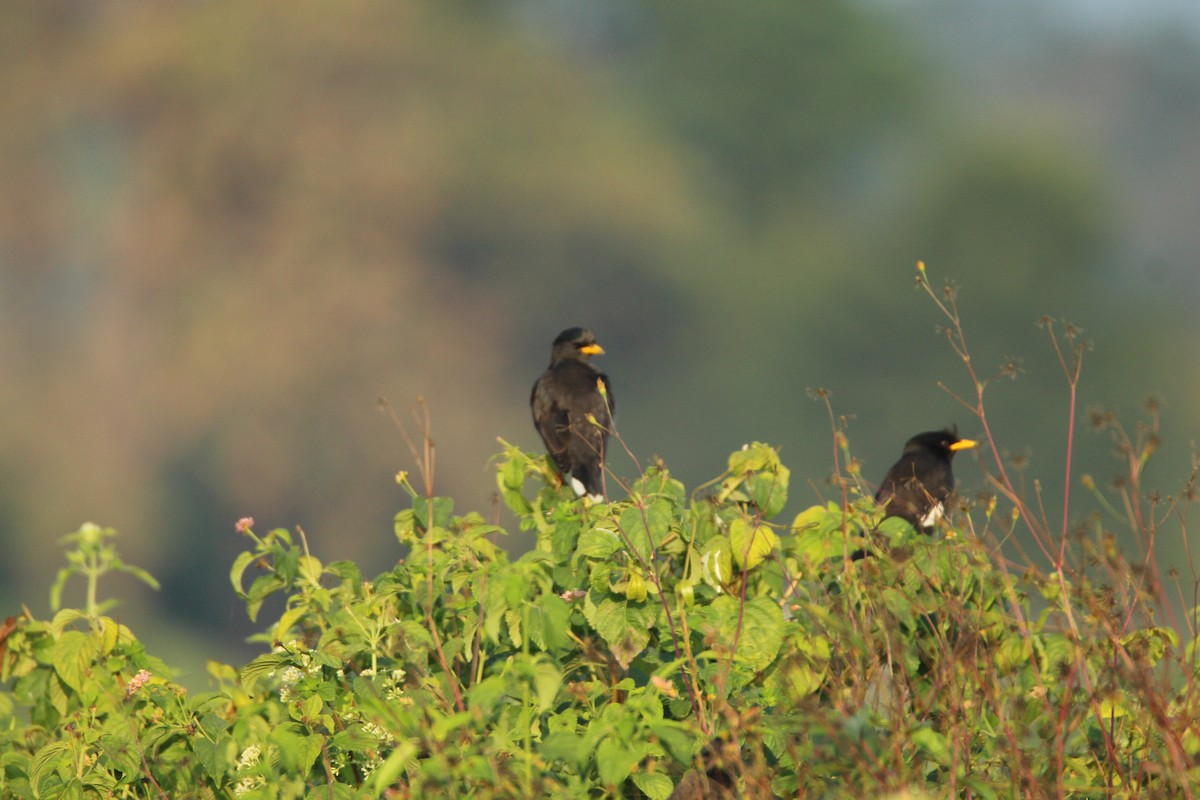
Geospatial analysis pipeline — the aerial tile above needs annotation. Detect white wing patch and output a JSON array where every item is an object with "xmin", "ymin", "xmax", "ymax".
[{"xmin": 920, "ymin": 501, "xmax": 945, "ymax": 528}]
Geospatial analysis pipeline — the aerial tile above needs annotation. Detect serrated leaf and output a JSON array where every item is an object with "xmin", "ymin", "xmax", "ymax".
[
  {"xmin": 29, "ymin": 740, "xmax": 72, "ymax": 796},
  {"xmin": 632, "ymin": 770, "xmax": 674, "ymax": 800},
  {"xmin": 619, "ymin": 497, "xmax": 673, "ymax": 559},
  {"xmin": 647, "ymin": 720, "xmax": 695, "ymax": 764},
  {"xmin": 729, "ymin": 519, "xmax": 779, "ymax": 571},
  {"xmin": 239, "ymin": 653, "xmax": 289, "ymax": 691},
  {"xmin": 708, "ymin": 596, "xmax": 785, "ymax": 674},
  {"xmin": 326, "ymin": 560, "xmax": 363, "ymax": 583},
  {"xmin": 577, "ymin": 524, "xmax": 623, "ymax": 559},
  {"xmin": 583, "ymin": 594, "xmax": 654, "ymax": 669},
  {"xmin": 496, "ymin": 446, "xmax": 539, "ymax": 517},
  {"xmin": 51, "ymin": 631, "xmax": 97, "ymax": 693}
]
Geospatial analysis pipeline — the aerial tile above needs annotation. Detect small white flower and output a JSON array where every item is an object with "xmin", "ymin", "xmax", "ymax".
[
  {"xmin": 236, "ymin": 744, "xmax": 262, "ymax": 770},
  {"xmin": 234, "ymin": 776, "xmax": 264, "ymax": 796},
  {"xmin": 362, "ymin": 721, "xmax": 397, "ymax": 746}
]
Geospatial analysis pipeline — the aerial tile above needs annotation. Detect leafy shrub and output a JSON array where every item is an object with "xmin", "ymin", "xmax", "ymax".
[{"xmin": 2, "ymin": 268, "xmax": 1198, "ymax": 798}]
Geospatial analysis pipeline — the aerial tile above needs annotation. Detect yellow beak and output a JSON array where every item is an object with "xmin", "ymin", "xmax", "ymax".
[
  {"xmin": 579, "ymin": 343, "xmax": 605, "ymax": 356},
  {"xmin": 950, "ymin": 438, "xmax": 979, "ymax": 451}
]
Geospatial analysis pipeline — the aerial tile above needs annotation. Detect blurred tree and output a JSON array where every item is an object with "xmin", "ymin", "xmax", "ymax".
[
  {"xmin": 625, "ymin": 0, "xmax": 924, "ymax": 217},
  {"xmin": 0, "ymin": 0, "xmax": 716, "ymax": 646}
]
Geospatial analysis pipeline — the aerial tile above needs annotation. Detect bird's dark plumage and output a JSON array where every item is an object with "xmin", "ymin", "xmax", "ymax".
[
  {"xmin": 531, "ymin": 327, "xmax": 614, "ymax": 500},
  {"xmin": 876, "ymin": 427, "xmax": 977, "ymax": 531}
]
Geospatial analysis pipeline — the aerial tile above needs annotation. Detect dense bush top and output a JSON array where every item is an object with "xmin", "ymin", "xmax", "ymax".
[
  {"xmin": 3, "ymin": 275, "xmax": 1198, "ymax": 798},
  {"xmin": 1, "ymin": 434, "xmax": 1196, "ymax": 798}
]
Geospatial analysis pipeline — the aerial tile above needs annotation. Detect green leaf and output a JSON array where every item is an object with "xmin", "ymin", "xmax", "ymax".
[
  {"xmin": 269, "ymin": 724, "xmax": 324, "ymax": 774},
  {"xmin": 369, "ymin": 740, "xmax": 419, "ymax": 794},
  {"xmin": 497, "ymin": 446, "xmax": 535, "ymax": 515},
  {"xmin": 596, "ymin": 736, "xmax": 649, "ymax": 788},
  {"xmin": 729, "ymin": 518, "xmax": 779, "ymax": 571},
  {"xmin": 995, "ymin": 636, "xmax": 1033, "ymax": 675},
  {"xmin": 49, "ymin": 567, "xmax": 73, "ymax": 613},
  {"xmin": 747, "ymin": 464, "xmax": 789, "ymax": 518},
  {"xmin": 541, "ymin": 731, "xmax": 587, "ymax": 767},
  {"xmin": 577, "ymin": 523, "xmax": 624, "ymax": 559},
  {"xmin": 791, "ymin": 503, "xmax": 834, "ymax": 534},
  {"xmin": 881, "ymin": 587, "xmax": 914, "ymax": 622},
  {"xmin": 229, "ymin": 551, "xmax": 256, "ymax": 597},
  {"xmin": 619, "ymin": 497, "xmax": 673, "ymax": 559},
  {"xmin": 51, "ymin": 631, "xmax": 98, "ymax": 693},
  {"xmin": 272, "ymin": 604, "xmax": 310, "ymax": 644},
  {"xmin": 583, "ymin": 594, "xmax": 655, "ymax": 669},
  {"xmin": 431, "ymin": 710, "xmax": 474, "ymax": 741},
  {"xmin": 110, "ymin": 557, "xmax": 161, "ymax": 591},
  {"xmin": 1118, "ymin": 626, "xmax": 1178, "ymax": 666},
  {"xmin": 532, "ymin": 658, "xmax": 562, "ymax": 713},
  {"xmin": 632, "ymin": 770, "xmax": 675, "ymax": 800},
  {"xmin": 699, "ymin": 535, "xmax": 733, "ymax": 590},
  {"xmin": 911, "ymin": 725, "xmax": 951, "ymax": 766},
  {"xmin": 297, "ymin": 555, "xmax": 323, "ymax": 586},
  {"xmin": 528, "ymin": 594, "xmax": 573, "ymax": 653},
  {"xmin": 726, "ymin": 444, "xmax": 773, "ymax": 474},
  {"xmin": 774, "ymin": 632, "xmax": 831, "ymax": 698},
  {"xmin": 708, "ymin": 595, "xmax": 785, "ymax": 674},
  {"xmin": 301, "ymin": 693, "xmax": 324, "ymax": 721},
  {"xmin": 29, "ymin": 740, "xmax": 72, "ymax": 798},
  {"xmin": 647, "ymin": 720, "xmax": 695, "ymax": 764},
  {"xmin": 413, "ymin": 496, "xmax": 454, "ymax": 532},
  {"xmin": 244, "ymin": 574, "xmax": 285, "ymax": 623},
  {"xmin": 240, "ymin": 653, "xmax": 289, "ymax": 691},
  {"xmin": 48, "ymin": 609, "xmax": 90, "ymax": 638},
  {"xmin": 790, "ymin": 503, "xmax": 859, "ymax": 562}
]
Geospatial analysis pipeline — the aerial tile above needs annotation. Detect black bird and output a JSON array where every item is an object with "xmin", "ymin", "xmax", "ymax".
[
  {"xmin": 531, "ymin": 327, "xmax": 614, "ymax": 500},
  {"xmin": 876, "ymin": 427, "xmax": 978, "ymax": 531}
]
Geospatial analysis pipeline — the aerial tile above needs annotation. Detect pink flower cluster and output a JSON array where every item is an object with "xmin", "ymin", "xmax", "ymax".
[{"xmin": 125, "ymin": 669, "xmax": 152, "ymax": 698}]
